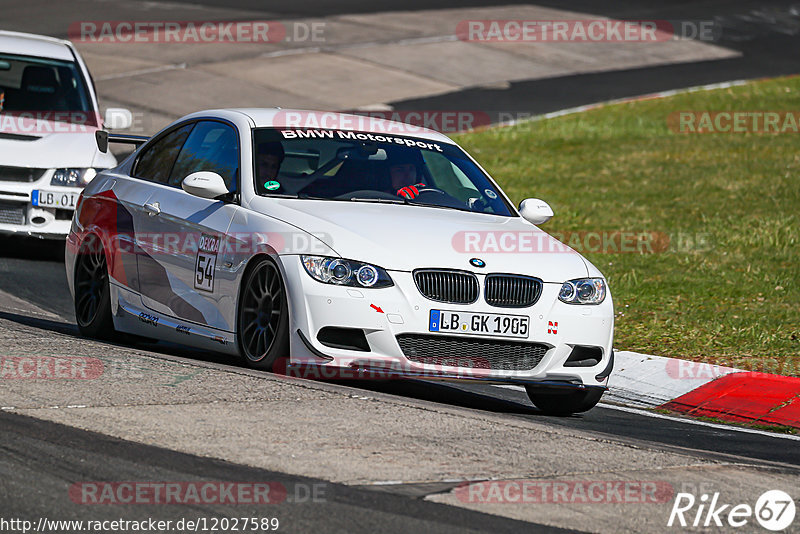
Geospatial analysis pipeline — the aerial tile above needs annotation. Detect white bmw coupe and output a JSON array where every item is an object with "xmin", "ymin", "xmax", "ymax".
[{"xmin": 66, "ymin": 109, "xmax": 614, "ymax": 414}]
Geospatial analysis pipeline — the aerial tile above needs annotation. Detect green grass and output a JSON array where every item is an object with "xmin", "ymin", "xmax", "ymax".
[{"xmin": 455, "ymin": 76, "xmax": 800, "ymax": 373}]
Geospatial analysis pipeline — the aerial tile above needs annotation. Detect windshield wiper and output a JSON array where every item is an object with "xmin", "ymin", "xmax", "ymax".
[
  {"xmin": 347, "ymin": 197, "xmax": 409, "ymax": 205},
  {"xmin": 408, "ymin": 201, "xmax": 472, "ymax": 213}
]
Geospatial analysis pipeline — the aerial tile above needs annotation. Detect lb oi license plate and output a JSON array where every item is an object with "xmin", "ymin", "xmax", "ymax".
[{"xmin": 32, "ymin": 190, "xmax": 79, "ymax": 209}]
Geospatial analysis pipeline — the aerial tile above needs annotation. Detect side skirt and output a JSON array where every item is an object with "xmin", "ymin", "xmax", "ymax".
[{"xmin": 110, "ymin": 281, "xmax": 239, "ymax": 357}]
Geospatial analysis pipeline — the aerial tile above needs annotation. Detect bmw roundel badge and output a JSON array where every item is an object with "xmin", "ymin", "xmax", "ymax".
[{"xmin": 470, "ymin": 258, "xmax": 486, "ymax": 268}]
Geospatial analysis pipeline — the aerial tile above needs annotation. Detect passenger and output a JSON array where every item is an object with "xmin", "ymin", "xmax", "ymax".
[{"xmin": 257, "ymin": 142, "xmax": 285, "ymax": 182}]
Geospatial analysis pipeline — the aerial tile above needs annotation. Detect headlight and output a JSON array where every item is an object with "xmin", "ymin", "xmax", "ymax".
[
  {"xmin": 51, "ymin": 168, "xmax": 97, "ymax": 187},
  {"xmin": 558, "ymin": 278, "xmax": 606, "ymax": 305},
  {"xmin": 301, "ymin": 256, "xmax": 393, "ymax": 288}
]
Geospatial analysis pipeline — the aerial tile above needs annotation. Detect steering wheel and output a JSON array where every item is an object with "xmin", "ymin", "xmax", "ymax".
[
  {"xmin": 411, "ymin": 188, "xmax": 466, "ymax": 209},
  {"xmin": 415, "ymin": 187, "xmax": 446, "ymax": 195}
]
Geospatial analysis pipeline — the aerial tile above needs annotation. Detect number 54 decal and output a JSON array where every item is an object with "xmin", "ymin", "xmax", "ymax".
[{"xmin": 195, "ymin": 234, "xmax": 220, "ymax": 293}]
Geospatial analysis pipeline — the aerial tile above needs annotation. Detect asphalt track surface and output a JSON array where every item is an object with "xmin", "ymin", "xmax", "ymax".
[
  {"xmin": 391, "ymin": 0, "xmax": 800, "ymax": 114},
  {"xmin": 8, "ymin": 0, "xmax": 794, "ymax": 116},
  {"xmin": 2, "ymin": 411, "xmax": 574, "ymax": 534},
  {"xmin": 1, "ymin": 0, "xmax": 800, "ymax": 530}
]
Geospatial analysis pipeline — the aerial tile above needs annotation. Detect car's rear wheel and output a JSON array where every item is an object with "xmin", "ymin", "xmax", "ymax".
[
  {"xmin": 74, "ymin": 234, "xmax": 115, "ymax": 339},
  {"xmin": 237, "ymin": 257, "xmax": 289, "ymax": 371},
  {"xmin": 525, "ymin": 387, "xmax": 604, "ymax": 415}
]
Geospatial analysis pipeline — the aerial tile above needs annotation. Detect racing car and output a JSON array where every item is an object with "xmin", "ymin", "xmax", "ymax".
[
  {"xmin": 66, "ymin": 109, "xmax": 614, "ymax": 414},
  {"xmin": 0, "ymin": 30, "xmax": 131, "ymax": 238}
]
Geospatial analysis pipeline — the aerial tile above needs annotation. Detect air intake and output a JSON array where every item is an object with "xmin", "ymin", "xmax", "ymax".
[
  {"xmin": 484, "ymin": 274, "xmax": 542, "ymax": 308},
  {"xmin": 397, "ymin": 334, "xmax": 549, "ymax": 371},
  {"xmin": 413, "ymin": 269, "xmax": 479, "ymax": 304},
  {"xmin": 0, "ymin": 166, "xmax": 46, "ymax": 182}
]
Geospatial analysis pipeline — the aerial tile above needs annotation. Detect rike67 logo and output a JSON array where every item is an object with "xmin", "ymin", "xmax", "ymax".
[{"xmin": 668, "ymin": 490, "xmax": 795, "ymax": 531}]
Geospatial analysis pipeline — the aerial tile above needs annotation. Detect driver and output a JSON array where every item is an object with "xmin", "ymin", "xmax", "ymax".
[
  {"xmin": 387, "ymin": 147, "xmax": 428, "ymax": 199},
  {"xmin": 257, "ymin": 142, "xmax": 285, "ymax": 182}
]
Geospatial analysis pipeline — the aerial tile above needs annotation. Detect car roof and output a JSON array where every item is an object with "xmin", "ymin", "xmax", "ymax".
[
  {"xmin": 192, "ymin": 108, "xmax": 455, "ymax": 145},
  {"xmin": 0, "ymin": 31, "xmax": 75, "ymax": 61}
]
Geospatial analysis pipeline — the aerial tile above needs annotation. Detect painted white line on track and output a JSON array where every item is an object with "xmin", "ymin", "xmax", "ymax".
[
  {"xmin": 96, "ymin": 63, "xmax": 187, "ymax": 82},
  {"xmin": 493, "ymin": 79, "xmax": 751, "ymax": 129},
  {"xmin": 367, "ymin": 477, "xmax": 482, "ymax": 486},
  {"xmin": 492, "ymin": 385, "xmax": 800, "ymax": 441},
  {"xmin": 260, "ymin": 34, "xmax": 458, "ymax": 58},
  {"xmin": 597, "ymin": 403, "xmax": 800, "ymax": 441}
]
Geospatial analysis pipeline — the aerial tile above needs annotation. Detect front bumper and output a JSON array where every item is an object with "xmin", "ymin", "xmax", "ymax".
[
  {"xmin": 281, "ymin": 255, "xmax": 614, "ymax": 388},
  {"xmin": 0, "ymin": 175, "xmax": 81, "ymax": 239}
]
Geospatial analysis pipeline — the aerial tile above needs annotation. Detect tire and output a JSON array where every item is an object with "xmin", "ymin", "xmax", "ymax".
[
  {"xmin": 74, "ymin": 234, "xmax": 115, "ymax": 339},
  {"xmin": 237, "ymin": 256, "xmax": 289, "ymax": 371},
  {"xmin": 525, "ymin": 387, "xmax": 604, "ymax": 416}
]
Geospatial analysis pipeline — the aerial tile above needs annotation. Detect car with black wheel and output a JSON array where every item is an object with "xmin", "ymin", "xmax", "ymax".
[{"xmin": 66, "ymin": 109, "xmax": 614, "ymax": 414}]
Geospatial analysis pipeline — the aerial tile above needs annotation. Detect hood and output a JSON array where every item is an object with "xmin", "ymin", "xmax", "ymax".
[
  {"xmin": 0, "ymin": 125, "xmax": 114, "ymax": 168},
  {"xmin": 249, "ymin": 198, "xmax": 590, "ymax": 283}
]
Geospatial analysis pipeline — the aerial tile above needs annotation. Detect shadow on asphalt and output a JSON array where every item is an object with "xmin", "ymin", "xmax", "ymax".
[
  {"xmin": 328, "ymin": 378, "xmax": 544, "ymax": 416},
  {"xmin": 0, "ymin": 310, "xmax": 232, "ymax": 366},
  {"xmin": 0, "ymin": 236, "xmax": 74, "ymax": 318},
  {"xmin": 0, "ymin": 236, "xmax": 65, "ymax": 262},
  {"xmin": 0, "ymin": 309, "xmax": 551, "ymax": 418}
]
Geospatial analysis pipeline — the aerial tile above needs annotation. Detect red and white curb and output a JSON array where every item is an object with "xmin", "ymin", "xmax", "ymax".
[
  {"xmin": 603, "ymin": 351, "xmax": 800, "ymax": 429},
  {"xmin": 604, "ymin": 350, "xmax": 743, "ymax": 408},
  {"xmin": 592, "ymin": 351, "xmax": 800, "ymax": 428},
  {"xmin": 496, "ymin": 351, "xmax": 800, "ymax": 430}
]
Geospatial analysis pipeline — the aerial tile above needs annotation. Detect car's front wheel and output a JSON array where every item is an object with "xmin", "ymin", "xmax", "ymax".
[
  {"xmin": 525, "ymin": 387, "xmax": 604, "ymax": 415},
  {"xmin": 237, "ymin": 257, "xmax": 289, "ymax": 371},
  {"xmin": 74, "ymin": 234, "xmax": 115, "ymax": 339}
]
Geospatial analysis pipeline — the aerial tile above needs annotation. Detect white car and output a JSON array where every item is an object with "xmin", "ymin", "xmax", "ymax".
[
  {"xmin": 0, "ymin": 31, "xmax": 131, "ymax": 238},
  {"xmin": 66, "ymin": 109, "xmax": 614, "ymax": 414}
]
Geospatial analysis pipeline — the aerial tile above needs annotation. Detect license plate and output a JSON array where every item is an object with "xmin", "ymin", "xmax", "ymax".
[
  {"xmin": 429, "ymin": 310, "xmax": 530, "ymax": 339},
  {"xmin": 32, "ymin": 190, "xmax": 79, "ymax": 209}
]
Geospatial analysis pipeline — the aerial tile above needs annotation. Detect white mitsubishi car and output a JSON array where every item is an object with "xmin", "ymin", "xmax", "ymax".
[
  {"xmin": 0, "ymin": 31, "xmax": 130, "ymax": 238},
  {"xmin": 66, "ymin": 109, "xmax": 614, "ymax": 414}
]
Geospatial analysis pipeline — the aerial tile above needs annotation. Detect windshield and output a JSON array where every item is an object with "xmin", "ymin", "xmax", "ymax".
[
  {"xmin": 0, "ymin": 53, "xmax": 94, "ymax": 119},
  {"xmin": 252, "ymin": 128, "xmax": 514, "ymax": 216}
]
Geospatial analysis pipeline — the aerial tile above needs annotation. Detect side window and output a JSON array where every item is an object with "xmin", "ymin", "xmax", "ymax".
[
  {"xmin": 168, "ymin": 121, "xmax": 239, "ymax": 191},
  {"xmin": 134, "ymin": 124, "xmax": 195, "ymax": 184}
]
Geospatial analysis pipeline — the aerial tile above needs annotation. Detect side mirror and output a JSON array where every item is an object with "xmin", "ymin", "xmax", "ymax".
[
  {"xmin": 182, "ymin": 171, "xmax": 229, "ymax": 199},
  {"xmin": 519, "ymin": 198, "xmax": 554, "ymax": 225},
  {"xmin": 104, "ymin": 108, "xmax": 133, "ymax": 130}
]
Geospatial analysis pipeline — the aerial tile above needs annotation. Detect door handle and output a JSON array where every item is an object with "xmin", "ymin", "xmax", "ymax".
[{"xmin": 144, "ymin": 201, "xmax": 161, "ymax": 216}]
